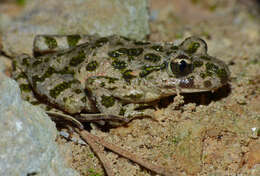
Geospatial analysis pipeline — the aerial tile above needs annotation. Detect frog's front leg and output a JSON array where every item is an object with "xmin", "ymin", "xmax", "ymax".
[
  {"xmin": 81, "ymin": 77, "xmax": 156, "ymax": 126},
  {"xmin": 33, "ymin": 34, "xmax": 99, "ymax": 56}
]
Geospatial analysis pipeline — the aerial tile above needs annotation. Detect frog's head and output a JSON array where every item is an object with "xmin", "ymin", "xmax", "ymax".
[{"xmin": 162, "ymin": 37, "xmax": 230, "ymax": 93}]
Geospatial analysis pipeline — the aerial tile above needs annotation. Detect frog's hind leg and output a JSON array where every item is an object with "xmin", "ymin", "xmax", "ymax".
[{"xmin": 33, "ymin": 34, "xmax": 99, "ymax": 56}]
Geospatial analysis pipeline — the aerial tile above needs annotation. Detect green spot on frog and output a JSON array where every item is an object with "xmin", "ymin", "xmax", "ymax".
[
  {"xmin": 127, "ymin": 48, "xmax": 143, "ymax": 56},
  {"xmin": 124, "ymin": 93, "xmax": 143, "ymax": 99},
  {"xmin": 69, "ymin": 50, "xmax": 86, "ymax": 66},
  {"xmin": 193, "ymin": 60, "xmax": 203, "ymax": 67},
  {"xmin": 206, "ymin": 62, "xmax": 219, "ymax": 77},
  {"xmin": 170, "ymin": 46, "xmax": 179, "ymax": 50},
  {"xmin": 139, "ymin": 65, "xmax": 162, "ymax": 77},
  {"xmin": 134, "ymin": 41, "xmax": 150, "ymax": 45},
  {"xmin": 95, "ymin": 37, "xmax": 109, "ymax": 47},
  {"xmin": 216, "ymin": 68, "xmax": 228, "ymax": 84},
  {"xmin": 73, "ymin": 89, "xmax": 82, "ymax": 94},
  {"xmin": 144, "ymin": 53, "xmax": 161, "ymax": 62},
  {"xmin": 108, "ymin": 48, "xmax": 143, "ymax": 58},
  {"xmin": 49, "ymin": 80, "xmax": 76, "ymax": 99},
  {"xmin": 95, "ymin": 76, "xmax": 119, "ymax": 83},
  {"xmin": 200, "ymin": 72, "xmax": 206, "ymax": 79},
  {"xmin": 122, "ymin": 69, "xmax": 136, "ymax": 82},
  {"xmin": 41, "ymin": 67, "xmax": 56, "ymax": 81},
  {"xmin": 19, "ymin": 84, "xmax": 32, "ymax": 92},
  {"xmin": 100, "ymin": 82, "xmax": 105, "ymax": 87},
  {"xmin": 119, "ymin": 108, "xmax": 126, "ymax": 116},
  {"xmin": 117, "ymin": 48, "xmax": 128, "ymax": 54},
  {"xmin": 203, "ymin": 80, "xmax": 212, "ymax": 88},
  {"xmin": 101, "ymin": 95, "xmax": 115, "ymax": 108},
  {"xmin": 22, "ymin": 57, "xmax": 29, "ymax": 66},
  {"xmin": 120, "ymin": 36, "xmax": 131, "ymax": 41},
  {"xmin": 112, "ymin": 59, "xmax": 127, "ymax": 69},
  {"xmin": 108, "ymin": 50, "xmax": 120, "ymax": 58},
  {"xmin": 59, "ymin": 66, "xmax": 75, "ymax": 75},
  {"xmin": 16, "ymin": 73, "xmax": 27, "ymax": 80},
  {"xmin": 185, "ymin": 41, "xmax": 200, "ymax": 54},
  {"xmin": 81, "ymin": 97, "xmax": 87, "ymax": 103},
  {"xmin": 200, "ymin": 55, "xmax": 211, "ymax": 60},
  {"xmin": 86, "ymin": 61, "xmax": 98, "ymax": 71},
  {"xmin": 151, "ymin": 45, "xmax": 164, "ymax": 52},
  {"xmin": 67, "ymin": 35, "xmax": 81, "ymax": 47},
  {"xmin": 44, "ymin": 36, "xmax": 57, "ymax": 49}
]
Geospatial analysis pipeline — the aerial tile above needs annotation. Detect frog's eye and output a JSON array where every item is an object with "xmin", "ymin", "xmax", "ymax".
[
  {"xmin": 169, "ymin": 58, "xmax": 193, "ymax": 77},
  {"xmin": 180, "ymin": 36, "xmax": 207, "ymax": 55}
]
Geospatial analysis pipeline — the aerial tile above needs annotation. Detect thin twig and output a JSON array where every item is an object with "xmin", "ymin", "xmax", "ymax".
[
  {"xmin": 75, "ymin": 128, "xmax": 115, "ymax": 176},
  {"xmin": 77, "ymin": 129, "xmax": 176, "ymax": 176}
]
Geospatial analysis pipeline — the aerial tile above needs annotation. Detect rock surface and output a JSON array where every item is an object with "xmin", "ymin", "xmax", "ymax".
[
  {"xmin": 0, "ymin": 0, "xmax": 149, "ymax": 56},
  {"xmin": 0, "ymin": 65, "xmax": 78, "ymax": 176}
]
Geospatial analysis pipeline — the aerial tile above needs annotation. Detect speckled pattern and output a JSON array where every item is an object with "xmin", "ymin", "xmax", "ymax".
[{"xmin": 12, "ymin": 34, "xmax": 229, "ymax": 125}]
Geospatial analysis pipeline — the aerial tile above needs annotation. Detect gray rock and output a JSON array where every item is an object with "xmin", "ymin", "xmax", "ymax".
[
  {"xmin": 1, "ymin": 0, "xmax": 150, "ymax": 56},
  {"xmin": 0, "ymin": 72, "xmax": 78, "ymax": 176}
]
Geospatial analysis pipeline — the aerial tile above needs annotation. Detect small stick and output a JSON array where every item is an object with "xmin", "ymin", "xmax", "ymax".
[
  {"xmin": 77, "ymin": 129, "xmax": 176, "ymax": 176},
  {"xmin": 75, "ymin": 128, "xmax": 115, "ymax": 176}
]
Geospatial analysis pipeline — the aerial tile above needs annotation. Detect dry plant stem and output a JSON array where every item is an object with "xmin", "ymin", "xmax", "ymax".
[
  {"xmin": 75, "ymin": 128, "xmax": 115, "ymax": 176},
  {"xmin": 77, "ymin": 129, "xmax": 176, "ymax": 176}
]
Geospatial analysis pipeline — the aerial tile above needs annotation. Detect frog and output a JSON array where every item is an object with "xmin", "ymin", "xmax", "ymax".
[{"xmin": 12, "ymin": 34, "xmax": 230, "ymax": 127}]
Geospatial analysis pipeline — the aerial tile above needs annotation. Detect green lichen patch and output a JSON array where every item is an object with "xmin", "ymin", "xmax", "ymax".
[
  {"xmin": 67, "ymin": 35, "xmax": 81, "ymax": 47},
  {"xmin": 101, "ymin": 95, "xmax": 115, "ymax": 108},
  {"xmin": 112, "ymin": 59, "xmax": 127, "ymax": 69},
  {"xmin": 44, "ymin": 36, "xmax": 58, "ymax": 49},
  {"xmin": 193, "ymin": 60, "xmax": 203, "ymax": 67},
  {"xmin": 144, "ymin": 53, "xmax": 161, "ymax": 62},
  {"xmin": 49, "ymin": 80, "xmax": 77, "ymax": 99},
  {"xmin": 151, "ymin": 45, "xmax": 164, "ymax": 52},
  {"xmin": 122, "ymin": 69, "xmax": 136, "ymax": 82},
  {"xmin": 185, "ymin": 41, "xmax": 200, "ymax": 54},
  {"xmin": 69, "ymin": 50, "xmax": 86, "ymax": 66},
  {"xmin": 86, "ymin": 61, "xmax": 99, "ymax": 71}
]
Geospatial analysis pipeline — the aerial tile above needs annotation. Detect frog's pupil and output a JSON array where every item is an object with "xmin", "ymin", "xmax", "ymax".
[
  {"xmin": 170, "ymin": 59, "xmax": 193, "ymax": 77},
  {"xmin": 179, "ymin": 60, "xmax": 187, "ymax": 72}
]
